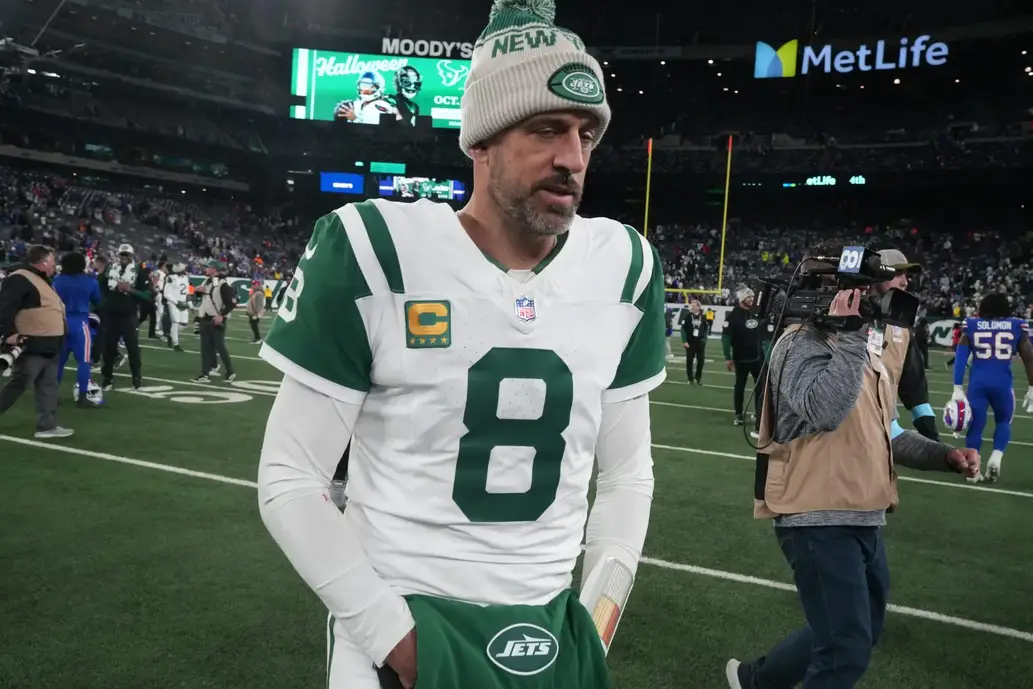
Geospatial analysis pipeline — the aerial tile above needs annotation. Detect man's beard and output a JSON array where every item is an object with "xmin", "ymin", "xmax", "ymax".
[{"xmin": 489, "ymin": 167, "xmax": 581, "ymax": 237}]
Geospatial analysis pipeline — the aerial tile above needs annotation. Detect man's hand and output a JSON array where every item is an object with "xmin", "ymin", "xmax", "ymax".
[
  {"xmin": 725, "ymin": 360, "xmax": 734, "ymax": 371},
  {"xmin": 116, "ymin": 282, "xmax": 131, "ymax": 293},
  {"xmin": 946, "ymin": 447, "xmax": 980, "ymax": 478},
  {"xmin": 828, "ymin": 289, "xmax": 863, "ymax": 317},
  {"xmin": 385, "ymin": 628, "xmax": 417, "ymax": 688},
  {"xmin": 5, "ymin": 334, "xmax": 23, "ymax": 346},
  {"xmin": 683, "ymin": 342, "xmax": 689, "ymax": 349},
  {"xmin": 213, "ymin": 315, "xmax": 224, "ymax": 327},
  {"xmin": 951, "ymin": 384, "xmax": 969, "ymax": 407}
]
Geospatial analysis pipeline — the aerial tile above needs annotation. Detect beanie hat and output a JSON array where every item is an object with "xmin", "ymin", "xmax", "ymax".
[{"xmin": 459, "ymin": 0, "xmax": 611, "ymax": 156}]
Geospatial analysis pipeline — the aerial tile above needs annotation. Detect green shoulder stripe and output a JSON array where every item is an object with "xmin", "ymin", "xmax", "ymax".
[
  {"xmin": 261, "ymin": 212, "xmax": 374, "ymax": 398},
  {"xmin": 354, "ymin": 200, "xmax": 404, "ymax": 294},
  {"xmin": 620, "ymin": 224, "xmax": 644, "ymax": 304}
]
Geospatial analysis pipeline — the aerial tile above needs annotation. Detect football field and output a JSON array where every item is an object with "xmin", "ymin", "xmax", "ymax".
[{"xmin": 2, "ymin": 321, "xmax": 1032, "ymax": 688}]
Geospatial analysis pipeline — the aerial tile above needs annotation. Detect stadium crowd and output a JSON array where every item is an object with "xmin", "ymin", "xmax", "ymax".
[{"xmin": 4, "ymin": 165, "xmax": 1033, "ymax": 318}]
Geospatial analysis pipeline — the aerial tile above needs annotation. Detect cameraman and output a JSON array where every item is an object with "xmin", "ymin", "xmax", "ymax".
[
  {"xmin": 726, "ymin": 266, "xmax": 980, "ymax": 689},
  {"xmin": 874, "ymin": 249, "xmax": 938, "ymax": 440},
  {"xmin": 0, "ymin": 245, "xmax": 73, "ymax": 438}
]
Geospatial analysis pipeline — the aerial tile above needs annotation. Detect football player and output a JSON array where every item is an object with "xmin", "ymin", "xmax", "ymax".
[
  {"xmin": 162, "ymin": 262, "xmax": 190, "ymax": 352},
  {"xmin": 951, "ymin": 292, "xmax": 1033, "ymax": 482},
  {"xmin": 257, "ymin": 2, "xmax": 661, "ymax": 687},
  {"xmin": 390, "ymin": 65, "xmax": 422, "ymax": 126},
  {"xmin": 333, "ymin": 71, "xmax": 397, "ymax": 125},
  {"xmin": 152, "ymin": 262, "xmax": 167, "ymax": 340}
]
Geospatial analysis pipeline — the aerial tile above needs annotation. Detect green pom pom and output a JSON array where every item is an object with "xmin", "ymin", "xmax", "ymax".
[{"xmin": 489, "ymin": 0, "xmax": 556, "ymax": 23}]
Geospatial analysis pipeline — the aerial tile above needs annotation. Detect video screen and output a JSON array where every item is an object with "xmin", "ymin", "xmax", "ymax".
[
  {"xmin": 320, "ymin": 172, "xmax": 366, "ymax": 195},
  {"xmin": 377, "ymin": 176, "xmax": 466, "ymax": 201},
  {"xmin": 290, "ymin": 48, "xmax": 469, "ymax": 129}
]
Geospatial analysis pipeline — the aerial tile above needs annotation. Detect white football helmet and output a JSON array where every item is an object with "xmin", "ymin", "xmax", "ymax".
[
  {"xmin": 74, "ymin": 380, "xmax": 104, "ymax": 405},
  {"xmin": 942, "ymin": 399, "xmax": 971, "ymax": 433}
]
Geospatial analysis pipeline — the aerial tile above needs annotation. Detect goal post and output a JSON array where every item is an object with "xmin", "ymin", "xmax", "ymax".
[{"xmin": 643, "ymin": 135, "xmax": 734, "ymax": 302}]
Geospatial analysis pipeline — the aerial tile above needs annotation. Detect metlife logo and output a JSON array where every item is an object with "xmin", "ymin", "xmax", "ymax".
[{"xmin": 754, "ymin": 35, "xmax": 949, "ymax": 79}]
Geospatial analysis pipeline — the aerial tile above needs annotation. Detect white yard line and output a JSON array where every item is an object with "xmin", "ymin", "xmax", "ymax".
[{"xmin": 1, "ymin": 435, "xmax": 1031, "ymax": 644}]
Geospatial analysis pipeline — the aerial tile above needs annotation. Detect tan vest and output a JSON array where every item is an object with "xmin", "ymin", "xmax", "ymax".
[
  {"xmin": 199, "ymin": 277, "xmax": 228, "ymax": 318},
  {"xmin": 753, "ymin": 323, "xmax": 909, "ymax": 519},
  {"xmin": 11, "ymin": 269, "xmax": 65, "ymax": 337}
]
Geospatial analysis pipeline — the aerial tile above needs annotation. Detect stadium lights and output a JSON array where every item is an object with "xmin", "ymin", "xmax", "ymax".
[
  {"xmin": 723, "ymin": 87, "xmax": 729, "ymax": 91},
  {"xmin": 893, "ymin": 77, "xmax": 901, "ymax": 84},
  {"xmin": 660, "ymin": 60, "xmax": 666, "ymax": 65},
  {"xmin": 1023, "ymin": 50, "xmax": 1028, "ymax": 55},
  {"xmin": 717, "ymin": 72, "xmax": 722, "ymax": 76},
  {"xmin": 610, "ymin": 73, "xmax": 615, "ymax": 77},
  {"xmin": 638, "ymin": 90, "xmax": 643, "ymax": 94},
  {"xmin": 708, "ymin": 59, "xmax": 714, "ymax": 64},
  {"xmin": 617, "ymin": 87, "xmax": 622, "ymax": 91}
]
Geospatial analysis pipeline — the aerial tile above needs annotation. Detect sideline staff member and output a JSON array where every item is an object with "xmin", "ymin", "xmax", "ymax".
[
  {"xmin": 726, "ymin": 276, "xmax": 980, "ymax": 689},
  {"xmin": 874, "ymin": 248, "xmax": 938, "ymax": 440},
  {"xmin": 0, "ymin": 245, "xmax": 74, "ymax": 438},
  {"xmin": 680, "ymin": 299, "xmax": 710, "ymax": 384},
  {"xmin": 193, "ymin": 260, "xmax": 237, "ymax": 383},
  {"xmin": 722, "ymin": 287, "xmax": 769, "ymax": 426}
]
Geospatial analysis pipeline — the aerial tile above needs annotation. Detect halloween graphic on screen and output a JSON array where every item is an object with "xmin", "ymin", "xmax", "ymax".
[{"xmin": 290, "ymin": 48, "xmax": 470, "ymax": 129}]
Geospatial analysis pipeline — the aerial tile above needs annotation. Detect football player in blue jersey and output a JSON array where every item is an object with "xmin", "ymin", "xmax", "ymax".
[{"xmin": 952, "ymin": 293, "xmax": 1033, "ymax": 482}]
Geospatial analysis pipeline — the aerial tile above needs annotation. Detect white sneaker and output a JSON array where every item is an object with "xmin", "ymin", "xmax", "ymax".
[
  {"xmin": 725, "ymin": 659, "xmax": 744, "ymax": 689},
  {"xmin": 966, "ymin": 473, "xmax": 983, "ymax": 484},
  {"xmin": 35, "ymin": 427, "xmax": 74, "ymax": 439}
]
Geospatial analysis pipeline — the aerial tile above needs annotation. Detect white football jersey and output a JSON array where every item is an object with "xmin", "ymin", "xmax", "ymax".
[
  {"xmin": 260, "ymin": 199, "xmax": 665, "ymax": 606},
  {"xmin": 164, "ymin": 274, "xmax": 191, "ymax": 320}
]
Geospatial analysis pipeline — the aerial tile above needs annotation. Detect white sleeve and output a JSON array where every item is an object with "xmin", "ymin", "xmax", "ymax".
[
  {"xmin": 581, "ymin": 394, "xmax": 655, "ymax": 586},
  {"xmin": 257, "ymin": 375, "xmax": 415, "ymax": 666}
]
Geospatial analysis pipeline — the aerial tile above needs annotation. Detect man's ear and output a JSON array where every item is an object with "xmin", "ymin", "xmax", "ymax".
[{"xmin": 468, "ymin": 141, "xmax": 490, "ymax": 164}]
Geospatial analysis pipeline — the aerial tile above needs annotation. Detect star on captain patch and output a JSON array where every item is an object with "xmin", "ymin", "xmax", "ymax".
[{"xmin": 514, "ymin": 296, "xmax": 537, "ymax": 322}]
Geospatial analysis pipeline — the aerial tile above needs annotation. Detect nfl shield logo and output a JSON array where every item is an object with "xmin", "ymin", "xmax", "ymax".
[{"xmin": 514, "ymin": 296, "xmax": 537, "ymax": 322}]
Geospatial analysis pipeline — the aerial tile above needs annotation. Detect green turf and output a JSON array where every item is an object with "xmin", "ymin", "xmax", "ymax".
[{"xmin": 1, "ymin": 323, "xmax": 1031, "ymax": 688}]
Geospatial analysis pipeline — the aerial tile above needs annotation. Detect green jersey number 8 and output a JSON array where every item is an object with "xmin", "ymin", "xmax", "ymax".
[{"xmin": 453, "ymin": 347, "xmax": 573, "ymax": 523}]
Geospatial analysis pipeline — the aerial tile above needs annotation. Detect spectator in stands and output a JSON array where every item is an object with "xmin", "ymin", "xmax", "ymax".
[{"xmin": 0, "ymin": 245, "xmax": 73, "ymax": 438}]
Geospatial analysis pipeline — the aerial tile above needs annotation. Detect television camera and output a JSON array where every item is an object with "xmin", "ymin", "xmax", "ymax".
[{"xmin": 751, "ymin": 246, "xmax": 920, "ymax": 333}]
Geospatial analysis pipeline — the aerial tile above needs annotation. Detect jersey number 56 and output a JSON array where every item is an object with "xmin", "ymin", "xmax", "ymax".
[{"xmin": 972, "ymin": 331, "xmax": 1014, "ymax": 361}]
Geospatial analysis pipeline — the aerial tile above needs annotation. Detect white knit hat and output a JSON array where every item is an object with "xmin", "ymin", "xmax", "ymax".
[{"xmin": 459, "ymin": 0, "xmax": 611, "ymax": 156}]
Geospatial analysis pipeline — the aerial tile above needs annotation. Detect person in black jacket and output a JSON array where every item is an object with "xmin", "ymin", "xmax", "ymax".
[
  {"xmin": 875, "ymin": 249, "xmax": 939, "ymax": 440},
  {"xmin": 99, "ymin": 244, "xmax": 148, "ymax": 390},
  {"xmin": 0, "ymin": 245, "xmax": 73, "ymax": 438},
  {"xmin": 722, "ymin": 287, "xmax": 769, "ymax": 427},
  {"xmin": 680, "ymin": 299, "xmax": 710, "ymax": 384}
]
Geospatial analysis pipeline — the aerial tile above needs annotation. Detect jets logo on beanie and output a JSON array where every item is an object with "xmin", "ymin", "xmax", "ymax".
[{"xmin": 458, "ymin": 0, "xmax": 611, "ymax": 156}]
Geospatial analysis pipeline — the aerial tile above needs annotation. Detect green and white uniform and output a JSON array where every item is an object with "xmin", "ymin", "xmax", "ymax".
[{"xmin": 259, "ymin": 198, "xmax": 664, "ymax": 686}]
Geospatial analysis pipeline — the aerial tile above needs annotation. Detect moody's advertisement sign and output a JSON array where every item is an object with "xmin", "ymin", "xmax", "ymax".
[{"xmin": 754, "ymin": 35, "xmax": 949, "ymax": 79}]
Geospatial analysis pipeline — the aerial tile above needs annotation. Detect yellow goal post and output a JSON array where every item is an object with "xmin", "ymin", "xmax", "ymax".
[{"xmin": 642, "ymin": 135, "xmax": 734, "ymax": 302}]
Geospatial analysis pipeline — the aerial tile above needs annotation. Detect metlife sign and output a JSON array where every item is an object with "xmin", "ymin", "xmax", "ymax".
[{"xmin": 754, "ymin": 35, "xmax": 949, "ymax": 79}]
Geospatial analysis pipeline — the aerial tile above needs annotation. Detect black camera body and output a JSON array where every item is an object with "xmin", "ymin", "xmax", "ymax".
[{"xmin": 752, "ymin": 246, "xmax": 920, "ymax": 333}]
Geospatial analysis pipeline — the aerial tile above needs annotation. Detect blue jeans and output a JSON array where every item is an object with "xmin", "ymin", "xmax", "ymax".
[{"xmin": 750, "ymin": 525, "xmax": 890, "ymax": 689}]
